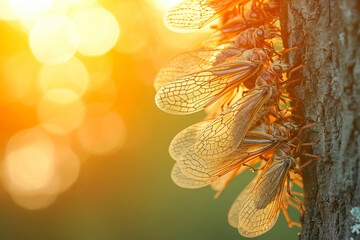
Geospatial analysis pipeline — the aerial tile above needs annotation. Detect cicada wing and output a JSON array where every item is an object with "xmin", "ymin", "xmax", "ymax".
[
  {"xmin": 155, "ymin": 59, "xmax": 259, "ymax": 115},
  {"xmin": 228, "ymin": 175, "xmax": 258, "ymax": 228},
  {"xmin": 177, "ymin": 131, "xmax": 276, "ymax": 179},
  {"xmin": 164, "ymin": 0, "xmax": 249, "ymax": 33},
  {"xmin": 154, "ymin": 48, "xmax": 242, "ymax": 91},
  {"xmin": 171, "ymin": 163, "xmax": 212, "ymax": 188},
  {"xmin": 235, "ymin": 161, "xmax": 289, "ymax": 237},
  {"xmin": 169, "ymin": 120, "xmax": 212, "ymax": 161},
  {"xmin": 211, "ymin": 167, "xmax": 244, "ymax": 192},
  {"xmin": 194, "ymin": 88, "xmax": 272, "ymax": 159}
]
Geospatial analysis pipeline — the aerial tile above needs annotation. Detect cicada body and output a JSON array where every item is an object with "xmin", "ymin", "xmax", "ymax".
[
  {"xmin": 202, "ymin": 3, "xmax": 280, "ymax": 48},
  {"xmin": 154, "ymin": 24, "xmax": 279, "ymax": 91},
  {"xmin": 228, "ymin": 141, "xmax": 301, "ymax": 237},
  {"xmin": 155, "ymin": 48, "xmax": 272, "ymax": 115},
  {"xmin": 194, "ymin": 60, "xmax": 291, "ymax": 160},
  {"xmin": 170, "ymin": 119, "xmax": 295, "ymax": 190}
]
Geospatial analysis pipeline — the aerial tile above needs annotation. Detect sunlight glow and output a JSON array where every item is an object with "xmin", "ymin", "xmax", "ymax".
[
  {"xmin": 3, "ymin": 127, "xmax": 57, "ymax": 210},
  {"xmin": 77, "ymin": 111, "xmax": 126, "ymax": 155},
  {"xmin": 8, "ymin": 0, "xmax": 54, "ymax": 20},
  {"xmin": 147, "ymin": 0, "xmax": 183, "ymax": 12},
  {"xmin": 38, "ymin": 89, "xmax": 86, "ymax": 135},
  {"xmin": 0, "ymin": 0, "xmax": 17, "ymax": 20},
  {"xmin": 2, "ymin": 52, "xmax": 40, "ymax": 105},
  {"xmin": 5, "ymin": 147, "xmax": 55, "ymax": 191},
  {"xmin": 30, "ymin": 14, "xmax": 79, "ymax": 64},
  {"xmin": 39, "ymin": 57, "xmax": 89, "ymax": 97},
  {"xmin": 54, "ymin": 145, "xmax": 81, "ymax": 193},
  {"xmin": 73, "ymin": 7, "xmax": 120, "ymax": 56}
]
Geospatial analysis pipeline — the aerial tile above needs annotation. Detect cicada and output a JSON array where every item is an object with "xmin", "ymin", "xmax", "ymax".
[
  {"xmin": 227, "ymin": 141, "xmax": 304, "ymax": 237},
  {"xmin": 164, "ymin": 0, "xmax": 252, "ymax": 33},
  {"xmin": 193, "ymin": 60, "xmax": 290, "ymax": 160},
  {"xmin": 203, "ymin": 2, "xmax": 280, "ymax": 48},
  {"xmin": 154, "ymin": 24, "xmax": 279, "ymax": 91},
  {"xmin": 170, "ymin": 118, "xmax": 296, "ymax": 193},
  {"xmin": 155, "ymin": 48, "xmax": 272, "ymax": 115}
]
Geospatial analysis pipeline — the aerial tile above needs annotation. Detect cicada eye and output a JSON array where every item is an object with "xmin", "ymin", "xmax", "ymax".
[
  {"xmin": 273, "ymin": 65, "xmax": 283, "ymax": 73},
  {"xmin": 250, "ymin": 12, "xmax": 259, "ymax": 19},
  {"xmin": 257, "ymin": 28, "xmax": 265, "ymax": 38},
  {"xmin": 251, "ymin": 53, "xmax": 260, "ymax": 61}
]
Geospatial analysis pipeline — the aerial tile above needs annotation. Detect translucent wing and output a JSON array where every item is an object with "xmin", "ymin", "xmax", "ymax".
[
  {"xmin": 171, "ymin": 163, "xmax": 212, "ymax": 188},
  {"xmin": 194, "ymin": 87, "xmax": 272, "ymax": 159},
  {"xmin": 155, "ymin": 57, "xmax": 260, "ymax": 115},
  {"xmin": 230, "ymin": 160, "xmax": 290, "ymax": 237},
  {"xmin": 154, "ymin": 48, "xmax": 242, "ymax": 91},
  {"xmin": 202, "ymin": 15, "xmax": 247, "ymax": 48},
  {"xmin": 228, "ymin": 175, "xmax": 258, "ymax": 227},
  {"xmin": 164, "ymin": 0, "xmax": 249, "ymax": 33},
  {"xmin": 211, "ymin": 167, "xmax": 244, "ymax": 192},
  {"xmin": 178, "ymin": 135, "xmax": 274, "ymax": 179},
  {"xmin": 169, "ymin": 120, "xmax": 212, "ymax": 161}
]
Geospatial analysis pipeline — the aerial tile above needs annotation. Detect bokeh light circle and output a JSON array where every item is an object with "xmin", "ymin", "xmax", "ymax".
[
  {"xmin": 5, "ymin": 147, "xmax": 55, "ymax": 192},
  {"xmin": 73, "ymin": 7, "xmax": 120, "ymax": 56},
  {"xmin": 30, "ymin": 14, "xmax": 79, "ymax": 65},
  {"xmin": 2, "ymin": 128, "xmax": 58, "ymax": 210},
  {"xmin": 65, "ymin": 0, "xmax": 97, "ymax": 6},
  {"xmin": 8, "ymin": 0, "xmax": 54, "ymax": 20},
  {"xmin": 38, "ymin": 89, "xmax": 86, "ymax": 135},
  {"xmin": 146, "ymin": 0, "xmax": 183, "ymax": 12},
  {"xmin": 54, "ymin": 145, "xmax": 81, "ymax": 193},
  {"xmin": 77, "ymin": 111, "xmax": 126, "ymax": 155},
  {"xmin": 2, "ymin": 52, "xmax": 41, "ymax": 105},
  {"xmin": 0, "ymin": 0, "xmax": 17, "ymax": 20},
  {"xmin": 39, "ymin": 57, "xmax": 89, "ymax": 96}
]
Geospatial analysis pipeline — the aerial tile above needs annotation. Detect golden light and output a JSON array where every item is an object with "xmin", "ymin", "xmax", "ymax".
[
  {"xmin": 46, "ymin": 0, "xmax": 69, "ymax": 16},
  {"xmin": 30, "ymin": 14, "xmax": 79, "ymax": 65},
  {"xmin": 77, "ymin": 111, "xmax": 126, "ymax": 155},
  {"xmin": 37, "ymin": 89, "xmax": 86, "ymax": 135},
  {"xmin": 54, "ymin": 144, "xmax": 81, "ymax": 193},
  {"xmin": 2, "ymin": 51, "xmax": 41, "ymax": 105},
  {"xmin": 147, "ymin": 0, "xmax": 183, "ymax": 12},
  {"xmin": 65, "ymin": 0, "xmax": 97, "ymax": 7},
  {"xmin": 73, "ymin": 7, "xmax": 120, "ymax": 56},
  {"xmin": 83, "ymin": 74, "xmax": 118, "ymax": 116},
  {"xmin": 0, "ymin": 0, "xmax": 17, "ymax": 20},
  {"xmin": 39, "ymin": 57, "xmax": 89, "ymax": 97},
  {"xmin": 8, "ymin": 0, "xmax": 54, "ymax": 20},
  {"xmin": 81, "ymin": 54, "xmax": 114, "ymax": 76},
  {"xmin": 2, "ymin": 127, "xmax": 58, "ymax": 210},
  {"xmin": 10, "ymin": 193, "xmax": 57, "ymax": 210},
  {"xmin": 5, "ymin": 147, "xmax": 55, "ymax": 192}
]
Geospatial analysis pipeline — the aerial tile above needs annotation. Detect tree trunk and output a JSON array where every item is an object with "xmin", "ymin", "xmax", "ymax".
[{"xmin": 279, "ymin": 0, "xmax": 360, "ymax": 239}]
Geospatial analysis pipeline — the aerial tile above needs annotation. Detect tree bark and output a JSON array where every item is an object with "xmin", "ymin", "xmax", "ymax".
[{"xmin": 279, "ymin": 0, "xmax": 360, "ymax": 239}]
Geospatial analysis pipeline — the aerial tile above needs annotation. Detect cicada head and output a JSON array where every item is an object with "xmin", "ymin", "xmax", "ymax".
[
  {"xmin": 263, "ymin": 0, "xmax": 280, "ymax": 16},
  {"xmin": 282, "ymin": 121, "xmax": 300, "ymax": 135},
  {"xmin": 262, "ymin": 24, "xmax": 280, "ymax": 39},
  {"xmin": 251, "ymin": 25, "xmax": 279, "ymax": 48},
  {"xmin": 243, "ymin": 48, "xmax": 271, "ymax": 65},
  {"xmin": 269, "ymin": 59, "xmax": 291, "ymax": 75},
  {"xmin": 244, "ymin": 7, "xmax": 265, "ymax": 25},
  {"xmin": 271, "ymin": 123, "xmax": 291, "ymax": 140}
]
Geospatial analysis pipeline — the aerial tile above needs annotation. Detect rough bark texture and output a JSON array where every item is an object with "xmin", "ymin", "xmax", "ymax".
[{"xmin": 279, "ymin": 0, "xmax": 360, "ymax": 239}]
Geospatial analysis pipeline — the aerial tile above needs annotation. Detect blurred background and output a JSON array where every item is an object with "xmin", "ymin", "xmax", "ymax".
[{"xmin": 0, "ymin": 0, "xmax": 299, "ymax": 239}]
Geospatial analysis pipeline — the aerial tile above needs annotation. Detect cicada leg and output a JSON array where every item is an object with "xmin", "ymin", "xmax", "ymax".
[
  {"xmin": 281, "ymin": 33, "xmax": 309, "ymax": 55},
  {"xmin": 287, "ymin": 176, "xmax": 305, "ymax": 214},
  {"xmin": 291, "ymin": 177, "xmax": 304, "ymax": 188},
  {"xmin": 242, "ymin": 164, "xmax": 265, "ymax": 172},
  {"xmin": 281, "ymin": 201, "xmax": 302, "ymax": 228}
]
